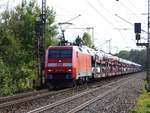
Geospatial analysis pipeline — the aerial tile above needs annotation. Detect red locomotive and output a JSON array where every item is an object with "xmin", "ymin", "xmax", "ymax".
[{"xmin": 44, "ymin": 45, "xmax": 141, "ymax": 89}]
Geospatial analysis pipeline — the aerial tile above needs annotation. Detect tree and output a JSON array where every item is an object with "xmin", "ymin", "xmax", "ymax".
[
  {"xmin": 45, "ymin": 7, "xmax": 58, "ymax": 46},
  {"xmin": 74, "ymin": 35, "xmax": 83, "ymax": 46},
  {"xmin": 82, "ymin": 32, "xmax": 92, "ymax": 48},
  {"xmin": 116, "ymin": 50, "xmax": 130, "ymax": 59},
  {"xmin": 129, "ymin": 49, "xmax": 146, "ymax": 67},
  {"xmin": 0, "ymin": 0, "xmax": 58, "ymax": 95},
  {"xmin": 116, "ymin": 49, "xmax": 146, "ymax": 68}
]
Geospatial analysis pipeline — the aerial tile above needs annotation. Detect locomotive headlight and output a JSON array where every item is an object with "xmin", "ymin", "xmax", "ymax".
[
  {"xmin": 68, "ymin": 69, "xmax": 72, "ymax": 72},
  {"xmin": 48, "ymin": 69, "xmax": 52, "ymax": 72}
]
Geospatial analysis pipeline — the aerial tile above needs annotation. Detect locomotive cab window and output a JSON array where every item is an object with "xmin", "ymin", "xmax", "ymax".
[{"xmin": 48, "ymin": 49, "xmax": 72, "ymax": 58}]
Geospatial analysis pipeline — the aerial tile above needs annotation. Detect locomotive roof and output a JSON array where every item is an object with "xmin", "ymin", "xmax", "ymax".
[
  {"xmin": 47, "ymin": 45, "xmax": 141, "ymax": 67},
  {"xmin": 48, "ymin": 46, "xmax": 73, "ymax": 49},
  {"xmin": 47, "ymin": 45, "xmax": 93, "ymax": 55}
]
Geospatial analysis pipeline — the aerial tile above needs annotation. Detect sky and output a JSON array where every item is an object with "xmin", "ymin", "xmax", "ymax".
[
  {"xmin": 0, "ymin": 0, "xmax": 148, "ymax": 53},
  {"xmin": 47, "ymin": 0, "xmax": 147, "ymax": 53}
]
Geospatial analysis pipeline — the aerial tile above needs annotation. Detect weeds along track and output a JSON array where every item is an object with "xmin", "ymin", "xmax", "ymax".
[{"xmin": 27, "ymin": 73, "xmax": 141, "ymax": 113}]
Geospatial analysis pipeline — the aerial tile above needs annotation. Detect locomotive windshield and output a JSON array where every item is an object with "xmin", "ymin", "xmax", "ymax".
[{"xmin": 48, "ymin": 49, "xmax": 72, "ymax": 58}]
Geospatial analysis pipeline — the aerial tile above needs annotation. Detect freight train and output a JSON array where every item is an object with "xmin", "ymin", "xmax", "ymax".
[{"xmin": 44, "ymin": 45, "xmax": 142, "ymax": 89}]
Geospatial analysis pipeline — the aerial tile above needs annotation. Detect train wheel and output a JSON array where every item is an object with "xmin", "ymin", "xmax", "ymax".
[
  {"xmin": 72, "ymin": 80, "xmax": 77, "ymax": 88},
  {"xmin": 84, "ymin": 77, "xmax": 88, "ymax": 88}
]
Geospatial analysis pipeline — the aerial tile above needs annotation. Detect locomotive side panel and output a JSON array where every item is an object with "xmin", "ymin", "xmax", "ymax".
[
  {"xmin": 75, "ymin": 52, "xmax": 92, "ymax": 79},
  {"xmin": 72, "ymin": 50, "xmax": 78, "ymax": 80}
]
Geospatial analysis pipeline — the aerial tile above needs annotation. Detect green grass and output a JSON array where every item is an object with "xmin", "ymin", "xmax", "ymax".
[{"xmin": 131, "ymin": 84, "xmax": 150, "ymax": 113}]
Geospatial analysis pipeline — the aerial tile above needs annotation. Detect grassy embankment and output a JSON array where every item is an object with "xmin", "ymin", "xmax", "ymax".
[{"xmin": 131, "ymin": 84, "xmax": 150, "ymax": 113}]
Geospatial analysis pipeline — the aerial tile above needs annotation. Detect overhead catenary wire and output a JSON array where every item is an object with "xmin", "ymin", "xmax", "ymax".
[
  {"xmin": 96, "ymin": 0, "xmax": 112, "ymax": 15},
  {"xmin": 84, "ymin": 0, "xmax": 146, "ymax": 52},
  {"xmin": 115, "ymin": 14, "xmax": 147, "ymax": 34},
  {"xmin": 96, "ymin": 0, "xmax": 132, "ymax": 49},
  {"xmin": 115, "ymin": 14, "xmax": 147, "ymax": 41},
  {"xmin": 86, "ymin": 0, "xmax": 115, "ymax": 28},
  {"xmin": 116, "ymin": 0, "xmax": 147, "ymax": 33},
  {"xmin": 87, "ymin": 0, "xmax": 146, "ymax": 53},
  {"xmin": 127, "ymin": 0, "xmax": 138, "ymax": 11},
  {"xmin": 86, "ymin": 0, "xmax": 118, "ymax": 52},
  {"xmin": 117, "ymin": 0, "xmax": 141, "ymax": 19}
]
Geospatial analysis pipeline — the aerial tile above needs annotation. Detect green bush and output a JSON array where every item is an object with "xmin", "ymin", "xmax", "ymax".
[
  {"xmin": 131, "ymin": 84, "xmax": 150, "ymax": 113},
  {"xmin": 0, "ymin": 58, "xmax": 15, "ymax": 96},
  {"xmin": 0, "ymin": 0, "xmax": 58, "ymax": 96}
]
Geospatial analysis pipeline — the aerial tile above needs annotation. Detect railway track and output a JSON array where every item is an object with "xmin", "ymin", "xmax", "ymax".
[
  {"xmin": 0, "ymin": 75, "xmax": 126, "ymax": 109},
  {"xmin": 0, "ymin": 88, "xmax": 71, "ymax": 109},
  {"xmin": 0, "ymin": 73, "xmax": 141, "ymax": 113},
  {"xmin": 0, "ymin": 89, "xmax": 48, "ymax": 104},
  {"xmin": 27, "ymin": 74, "xmax": 139, "ymax": 113}
]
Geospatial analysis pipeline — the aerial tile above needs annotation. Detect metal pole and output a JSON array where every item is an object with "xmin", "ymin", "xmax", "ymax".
[
  {"xmin": 146, "ymin": 0, "xmax": 150, "ymax": 91},
  {"xmin": 36, "ymin": 0, "xmax": 46, "ymax": 87},
  {"xmin": 133, "ymin": 0, "xmax": 150, "ymax": 91},
  {"xmin": 92, "ymin": 27, "xmax": 94, "ymax": 46},
  {"xmin": 108, "ymin": 39, "xmax": 111, "ymax": 54}
]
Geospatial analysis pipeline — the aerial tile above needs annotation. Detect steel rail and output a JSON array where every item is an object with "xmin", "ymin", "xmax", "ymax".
[
  {"xmin": 67, "ymin": 77, "xmax": 137, "ymax": 113},
  {"xmin": 0, "ymin": 89, "xmax": 48, "ymax": 103},
  {"xmin": 27, "ymin": 75, "xmax": 136, "ymax": 113},
  {"xmin": 0, "ymin": 88, "xmax": 70, "ymax": 109}
]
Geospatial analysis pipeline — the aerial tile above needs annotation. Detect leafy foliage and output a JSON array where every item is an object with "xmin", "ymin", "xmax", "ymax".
[
  {"xmin": 115, "ymin": 49, "xmax": 146, "ymax": 67},
  {"xmin": 74, "ymin": 35, "xmax": 83, "ymax": 46},
  {"xmin": 0, "ymin": 0, "xmax": 58, "ymax": 96},
  {"xmin": 82, "ymin": 32, "xmax": 92, "ymax": 48},
  {"xmin": 74, "ymin": 32, "xmax": 93, "ymax": 48},
  {"xmin": 0, "ymin": 58, "xmax": 14, "ymax": 96}
]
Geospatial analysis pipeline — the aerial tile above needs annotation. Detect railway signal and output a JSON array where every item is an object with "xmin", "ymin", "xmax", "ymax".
[
  {"xmin": 134, "ymin": 22, "xmax": 150, "ymax": 91},
  {"xmin": 116, "ymin": 0, "xmax": 150, "ymax": 91},
  {"xmin": 134, "ymin": 23, "xmax": 141, "ymax": 43},
  {"xmin": 134, "ymin": 0, "xmax": 150, "ymax": 92}
]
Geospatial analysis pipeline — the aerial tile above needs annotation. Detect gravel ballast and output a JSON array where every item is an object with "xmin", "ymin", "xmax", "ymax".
[{"xmin": 78, "ymin": 72, "xmax": 145, "ymax": 113}]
